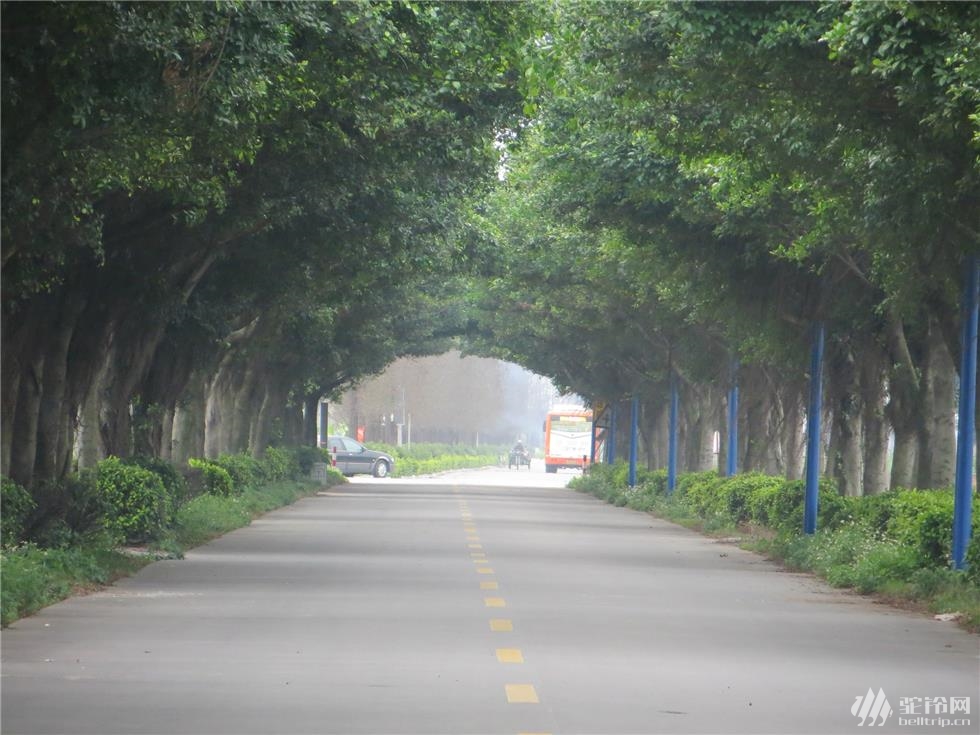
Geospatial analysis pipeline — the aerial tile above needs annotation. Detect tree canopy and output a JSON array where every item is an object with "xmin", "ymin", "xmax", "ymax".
[
  {"xmin": 467, "ymin": 1, "xmax": 979, "ymax": 493},
  {"xmin": 2, "ymin": 1, "xmax": 536, "ymax": 487},
  {"xmin": 2, "ymin": 1, "xmax": 977, "ymax": 497}
]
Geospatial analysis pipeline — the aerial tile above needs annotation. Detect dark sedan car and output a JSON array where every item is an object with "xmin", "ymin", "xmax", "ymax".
[{"xmin": 325, "ymin": 436, "xmax": 394, "ymax": 477}]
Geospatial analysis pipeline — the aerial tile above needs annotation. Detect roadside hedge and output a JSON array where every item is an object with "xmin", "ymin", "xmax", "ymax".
[
  {"xmin": 1, "ymin": 478, "xmax": 35, "ymax": 547},
  {"xmin": 188, "ymin": 458, "xmax": 236, "ymax": 497},
  {"xmin": 366, "ymin": 442, "xmax": 505, "ymax": 477},
  {"xmin": 95, "ymin": 457, "xmax": 172, "ymax": 544},
  {"xmin": 2, "ymin": 446, "xmax": 342, "ymax": 550}
]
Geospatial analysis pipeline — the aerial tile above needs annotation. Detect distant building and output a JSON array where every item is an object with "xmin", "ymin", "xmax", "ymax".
[{"xmin": 331, "ymin": 351, "xmax": 557, "ymax": 447}]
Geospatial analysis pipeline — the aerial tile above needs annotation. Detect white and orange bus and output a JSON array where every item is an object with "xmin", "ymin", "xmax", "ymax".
[{"xmin": 543, "ymin": 405, "xmax": 594, "ymax": 473}]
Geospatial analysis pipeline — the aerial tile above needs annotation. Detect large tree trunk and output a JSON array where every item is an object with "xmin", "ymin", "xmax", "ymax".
[
  {"xmin": 782, "ymin": 385, "xmax": 805, "ymax": 480},
  {"xmin": 159, "ymin": 407, "xmax": 175, "ymax": 461},
  {"xmin": 761, "ymin": 384, "xmax": 786, "ymax": 476},
  {"xmin": 9, "ymin": 353, "xmax": 44, "ymax": 488},
  {"xmin": 33, "ymin": 315, "xmax": 77, "ymax": 483},
  {"xmin": 651, "ymin": 395, "xmax": 669, "ymax": 469},
  {"xmin": 284, "ymin": 399, "xmax": 304, "ymax": 447},
  {"xmin": 132, "ymin": 334, "xmax": 201, "ymax": 459},
  {"xmin": 891, "ymin": 422, "xmax": 919, "ymax": 489},
  {"xmin": 828, "ymin": 344, "xmax": 864, "ymax": 496},
  {"xmin": 1, "ymin": 287, "xmax": 53, "ymax": 484},
  {"xmin": 678, "ymin": 382, "xmax": 720, "ymax": 473},
  {"xmin": 98, "ymin": 310, "xmax": 171, "ymax": 458},
  {"xmin": 250, "ymin": 382, "xmax": 287, "ymax": 456},
  {"xmin": 861, "ymin": 347, "xmax": 890, "ymax": 495},
  {"xmin": 172, "ymin": 376, "xmax": 207, "ymax": 466},
  {"xmin": 205, "ymin": 353, "xmax": 242, "ymax": 458},
  {"xmin": 73, "ymin": 353, "xmax": 112, "ymax": 470},
  {"xmin": 2, "ymin": 364, "xmax": 21, "ymax": 480},
  {"xmin": 916, "ymin": 317, "xmax": 957, "ymax": 489},
  {"xmin": 302, "ymin": 393, "xmax": 319, "ymax": 448},
  {"xmin": 885, "ymin": 311, "xmax": 921, "ymax": 489},
  {"xmin": 742, "ymin": 368, "xmax": 776, "ymax": 474},
  {"xmin": 230, "ymin": 365, "xmax": 262, "ymax": 453}
]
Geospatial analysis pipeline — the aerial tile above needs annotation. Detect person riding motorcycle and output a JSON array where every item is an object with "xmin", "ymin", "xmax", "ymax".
[{"xmin": 510, "ymin": 440, "xmax": 529, "ymax": 467}]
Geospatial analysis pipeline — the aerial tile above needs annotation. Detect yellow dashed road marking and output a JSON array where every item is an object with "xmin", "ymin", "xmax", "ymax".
[
  {"xmin": 468, "ymin": 543, "xmax": 483, "ymax": 549},
  {"xmin": 480, "ymin": 581, "xmax": 499, "ymax": 590},
  {"xmin": 484, "ymin": 597, "xmax": 507, "ymax": 608},
  {"xmin": 505, "ymin": 684, "xmax": 539, "ymax": 704},
  {"xmin": 467, "ymin": 536, "xmax": 480, "ymax": 542},
  {"xmin": 496, "ymin": 648, "xmax": 524, "ymax": 663},
  {"xmin": 476, "ymin": 567, "xmax": 495, "ymax": 574},
  {"xmin": 489, "ymin": 619, "xmax": 513, "ymax": 632}
]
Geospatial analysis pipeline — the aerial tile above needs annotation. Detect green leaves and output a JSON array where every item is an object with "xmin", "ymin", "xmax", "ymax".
[{"xmin": 468, "ymin": 0, "xmax": 976, "ymax": 412}]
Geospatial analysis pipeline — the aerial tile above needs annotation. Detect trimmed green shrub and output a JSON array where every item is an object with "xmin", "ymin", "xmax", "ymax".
[
  {"xmin": 719, "ymin": 473, "xmax": 785, "ymax": 524},
  {"xmin": 676, "ymin": 472, "xmax": 728, "ymax": 518},
  {"xmin": 1, "ymin": 478, "xmax": 35, "ymax": 547},
  {"xmin": 125, "ymin": 456, "xmax": 189, "ymax": 506},
  {"xmin": 61, "ymin": 470, "xmax": 112, "ymax": 542},
  {"xmin": 966, "ymin": 535, "xmax": 980, "ymax": 586},
  {"xmin": 361, "ymin": 442, "xmax": 503, "ymax": 478},
  {"xmin": 744, "ymin": 478, "xmax": 843, "ymax": 532},
  {"xmin": 214, "ymin": 453, "xmax": 264, "ymax": 491},
  {"xmin": 96, "ymin": 457, "xmax": 171, "ymax": 543},
  {"xmin": 261, "ymin": 446, "xmax": 298, "ymax": 481},
  {"xmin": 850, "ymin": 490, "xmax": 902, "ymax": 536},
  {"xmin": 883, "ymin": 489, "xmax": 955, "ymax": 569},
  {"xmin": 187, "ymin": 458, "xmax": 235, "ymax": 497},
  {"xmin": 370, "ymin": 442, "xmax": 507, "ymax": 462},
  {"xmin": 294, "ymin": 446, "xmax": 330, "ymax": 475}
]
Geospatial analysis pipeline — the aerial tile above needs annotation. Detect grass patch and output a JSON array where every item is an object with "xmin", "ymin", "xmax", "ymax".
[
  {"xmin": 170, "ymin": 479, "xmax": 322, "ymax": 549},
  {"xmin": 1, "ymin": 544, "xmax": 150, "ymax": 626}
]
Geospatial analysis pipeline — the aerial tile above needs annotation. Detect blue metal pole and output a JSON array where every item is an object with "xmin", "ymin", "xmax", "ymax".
[
  {"xmin": 668, "ymin": 376, "xmax": 679, "ymax": 494},
  {"xmin": 629, "ymin": 396, "xmax": 639, "ymax": 487},
  {"xmin": 804, "ymin": 322, "xmax": 825, "ymax": 535},
  {"xmin": 726, "ymin": 359, "xmax": 739, "ymax": 477},
  {"xmin": 607, "ymin": 404, "xmax": 618, "ymax": 464},
  {"xmin": 953, "ymin": 256, "xmax": 979, "ymax": 570}
]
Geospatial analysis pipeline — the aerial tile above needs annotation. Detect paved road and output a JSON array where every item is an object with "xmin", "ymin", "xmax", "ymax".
[{"xmin": 2, "ymin": 467, "xmax": 977, "ymax": 735}]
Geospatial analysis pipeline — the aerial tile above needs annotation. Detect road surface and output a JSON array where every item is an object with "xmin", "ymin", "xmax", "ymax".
[{"xmin": 2, "ymin": 465, "xmax": 977, "ymax": 734}]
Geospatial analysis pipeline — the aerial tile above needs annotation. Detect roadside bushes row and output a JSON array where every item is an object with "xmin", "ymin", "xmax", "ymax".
[
  {"xmin": 366, "ymin": 442, "xmax": 506, "ymax": 477},
  {"xmin": 1, "ymin": 446, "xmax": 337, "ymax": 549},
  {"xmin": 571, "ymin": 464, "xmax": 980, "ymax": 592}
]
